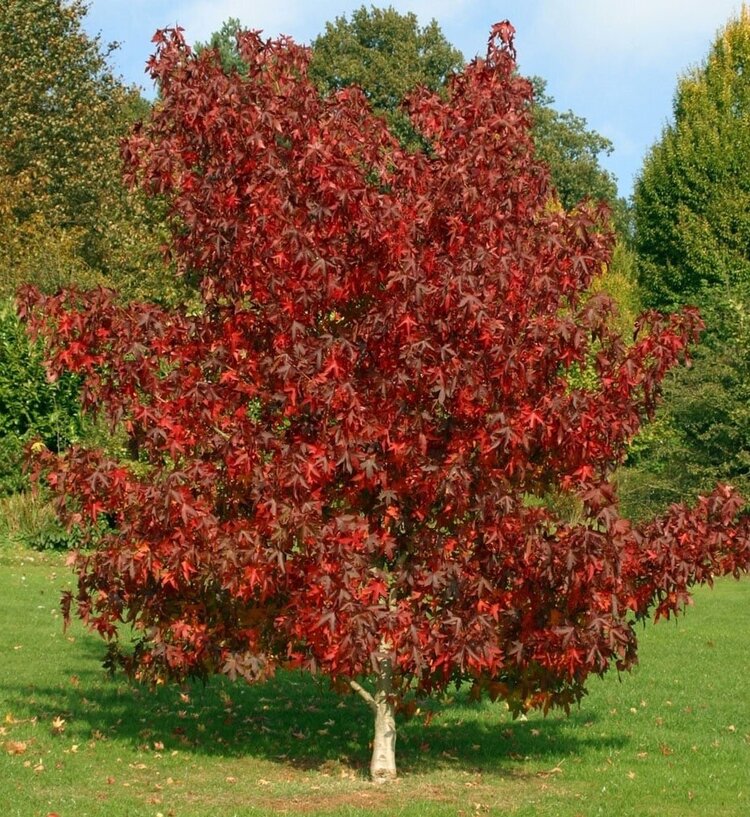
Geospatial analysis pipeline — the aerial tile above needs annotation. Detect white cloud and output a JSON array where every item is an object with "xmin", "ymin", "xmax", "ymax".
[{"xmin": 530, "ymin": 0, "xmax": 744, "ymax": 68}]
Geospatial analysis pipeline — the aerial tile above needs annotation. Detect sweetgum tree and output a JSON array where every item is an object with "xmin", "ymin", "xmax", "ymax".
[{"xmin": 21, "ymin": 23, "xmax": 750, "ymax": 781}]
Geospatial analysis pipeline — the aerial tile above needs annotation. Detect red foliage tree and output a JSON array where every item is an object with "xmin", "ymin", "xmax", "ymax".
[{"xmin": 20, "ymin": 22, "xmax": 750, "ymax": 781}]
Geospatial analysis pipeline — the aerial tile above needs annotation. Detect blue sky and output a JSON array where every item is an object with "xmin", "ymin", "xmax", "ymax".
[{"xmin": 84, "ymin": 0, "xmax": 744, "ymax": 199}]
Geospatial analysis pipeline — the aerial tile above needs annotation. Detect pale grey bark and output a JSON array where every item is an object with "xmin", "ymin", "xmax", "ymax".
[{"xmin": 349, "ymin": 650, "xmax": 397, "ymax": 782}]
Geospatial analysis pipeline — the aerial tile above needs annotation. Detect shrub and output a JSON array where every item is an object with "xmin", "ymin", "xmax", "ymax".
[{"xmin": 0, "ymin": 298, "xmax": 82, "ymax": 496}]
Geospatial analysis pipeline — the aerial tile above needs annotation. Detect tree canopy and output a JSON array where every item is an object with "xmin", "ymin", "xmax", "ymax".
[
  {"xmin": 0, "ymin": 0, "xmax": 169, "ymax": 301},
  {"xmin": 22, "ymin": 20, "xmax": 750, "ymax": 782},
  {"xmin": 634, "ymin": 8, "xmax": 750, "ymax": 310},
  {"xmin": 194, "ymin": 17, "xmax": 250, "ymax": 76},
  {"xmin": 199, "ymin": 6, "xmax": 623, "ymax": 220},
  {"xmin": 626, "ymin": 10, "xmax": 750, "ymax": 515},
  {"xmin": 620, "ymin": 281, "xmax": 750, "ymax": 516},
  {"xmin": 308, "ymin": 5, "xmax": 464, "ymax": 146}
]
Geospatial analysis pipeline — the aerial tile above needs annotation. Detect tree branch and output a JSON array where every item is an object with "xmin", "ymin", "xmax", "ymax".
[{"xmin": 350, "ymin": 679, "xmax": 377, "ymax": 711}]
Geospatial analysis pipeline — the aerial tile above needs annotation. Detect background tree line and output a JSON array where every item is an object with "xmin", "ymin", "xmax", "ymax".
[{"xmin": 1, "ymin": 1, "xmax": 748, "ymax": 538}]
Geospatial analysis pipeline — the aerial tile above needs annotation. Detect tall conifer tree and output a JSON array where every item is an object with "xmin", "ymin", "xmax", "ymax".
[{"xmin": 635, "ymin": 8, "xmax": 750, "ymax": 309}]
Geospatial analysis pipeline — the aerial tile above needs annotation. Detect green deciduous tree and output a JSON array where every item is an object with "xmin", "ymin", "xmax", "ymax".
[
  {"xmin": 529, "ymin": 78, "xmax": 634, "ymax": 327},
  {"xmin": 308, "ymin": 6, "xmax": 464, "ymax": 146},
  {"xmin": 0, "ymin": 0, "xmax": 170, "ymax": 302}
]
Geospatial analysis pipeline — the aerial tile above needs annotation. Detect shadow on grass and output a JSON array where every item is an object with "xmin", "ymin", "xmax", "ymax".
[{"xmin": 1, "ymin": 631, "xmax": 627, "ymax": 777}]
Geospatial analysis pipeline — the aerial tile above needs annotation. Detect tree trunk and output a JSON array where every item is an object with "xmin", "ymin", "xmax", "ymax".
[
  {"xmin": 350, "ymin": 650, "xmax": 397, "ymax": 782},
  {"xmin": 370, "ymin": 656, "xmax": 397, "ymax": 783}
]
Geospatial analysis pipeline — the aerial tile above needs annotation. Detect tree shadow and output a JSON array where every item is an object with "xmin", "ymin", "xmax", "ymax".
[{"xmin": 1, "ymin": 632, "xmax": 627, "ymax": 777}]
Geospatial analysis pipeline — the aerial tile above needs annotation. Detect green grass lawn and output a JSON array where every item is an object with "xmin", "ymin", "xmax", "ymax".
[{"xmin": 1, "ymin": 542, "xmax": 748, "ymax": 817}]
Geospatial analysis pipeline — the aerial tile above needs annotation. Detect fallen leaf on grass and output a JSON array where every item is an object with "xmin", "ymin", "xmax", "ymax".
[
  {"xmin": 51, "ymin": 716, "xmax": 66, "ymax": 736},
  {"xmin": 536, "ymin": 763, "xmax": 563, "ymax": 778},
  {"xmin": 5, "ymin": 740, "xmax": 28, "ymax": 755}
]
